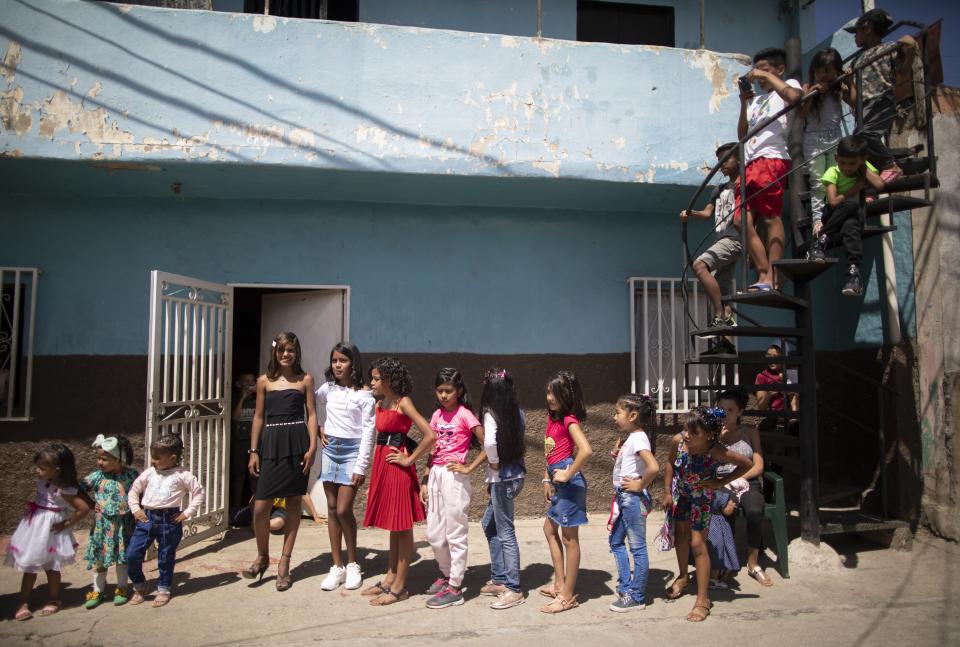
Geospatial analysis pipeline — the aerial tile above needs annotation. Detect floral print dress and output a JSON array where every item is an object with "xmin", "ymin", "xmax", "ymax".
[
  {"xmin": 82, "ymin": 467, "xmax": 139, "ymax": 570},
  {"xmin": 671, "ymin": 443, "xmax": 718, "ymax": 531}
]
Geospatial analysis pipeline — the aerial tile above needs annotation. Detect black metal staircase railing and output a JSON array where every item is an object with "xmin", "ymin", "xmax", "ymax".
[{"xmin": 677, "ymin": 18, "xmax": 940, "ymax": 544}]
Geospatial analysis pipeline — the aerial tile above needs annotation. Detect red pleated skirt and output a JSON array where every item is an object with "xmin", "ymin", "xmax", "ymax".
[{"xmin": 363, "ymin": 444, "xmax": 425, "ymax": 531}]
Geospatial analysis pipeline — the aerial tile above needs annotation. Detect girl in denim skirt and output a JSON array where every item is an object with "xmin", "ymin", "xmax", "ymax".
[
  {"xmin": 316, "ymin": 342, "xmax": 376, "ymax": 592},
  {"xmin": 539, "ymin": 371, "xmax": 593, "ymax": 614}
]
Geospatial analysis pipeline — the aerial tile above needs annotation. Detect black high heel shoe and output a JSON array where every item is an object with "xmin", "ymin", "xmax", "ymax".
[
  {"xmin": 241, "ymin": 554, "xmax": 269, "ymax": 581},
  {"xmin": 276, "ymin": 554, "xmax": 293, "ymax": 591}
]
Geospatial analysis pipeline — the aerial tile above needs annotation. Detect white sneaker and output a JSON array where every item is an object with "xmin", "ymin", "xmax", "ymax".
[
  {"xmin": 344, "ymin": 562, "xmax": 362, "ymax": 590},
  {"xmin": 321, "ymin": 565, "xmax": 346, "ymax": 591}
]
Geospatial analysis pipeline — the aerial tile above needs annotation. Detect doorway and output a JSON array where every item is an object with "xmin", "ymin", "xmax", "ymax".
[{"xmin": 229, "ymin": 283, "xmax": 350, "ymax": 519}]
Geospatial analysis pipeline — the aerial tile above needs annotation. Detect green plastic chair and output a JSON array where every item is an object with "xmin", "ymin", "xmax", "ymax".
[{"xmin": 763, "ymin": 471, "xmax": 790, "ymax": 578}]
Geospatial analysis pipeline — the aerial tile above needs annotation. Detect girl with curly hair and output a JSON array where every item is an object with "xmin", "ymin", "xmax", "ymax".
[
  {"xmin": 661, "ymin": 406, "xmax": 752, "ymax": 622},
  {"xmin": 539, "ymin": 371, "xmax": 593, "ymax": 614},
  {"xmin": 361, "ymin": 357, "xmax": 437, "ymax": 606}
]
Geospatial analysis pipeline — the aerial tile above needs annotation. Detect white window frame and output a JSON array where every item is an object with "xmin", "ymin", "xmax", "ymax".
[
  {"xmin": 1, "ymin": 267, "xmax": 39, "ymax": 421},
  {"xmin": 628, "ymin": 276, "xmax": 737, "ymax": 413}
]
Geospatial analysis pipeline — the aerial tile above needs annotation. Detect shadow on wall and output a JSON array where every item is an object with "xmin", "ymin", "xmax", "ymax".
[{"xmin": 4, "ymin": 0, "xmax": 515, "ymax": 174}]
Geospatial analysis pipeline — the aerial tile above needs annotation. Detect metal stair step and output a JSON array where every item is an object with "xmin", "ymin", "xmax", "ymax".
[
  {"xmin": 888, "ymin": 144, "xmax": 923, "ymax": 159},
  {"xmin": 862, "ymin": 224, "xmax": 897, "ymax": 240},
  {"xmin": 773, "ymin": 258, "xmax": 838, "ymax": 283},
  {"xmin": 866, "ymin": 195, "xmax": 932, "ymax": 217},
  {"xmin": 691, "ymin": 325, "xmax": 806, "ymax": 339},
  {"xmin": 819, "ymin": 510, "xmax": 910, "ymax": 536},
  {"xmin": 723, "ymin": 291, "xmax": 808, "ymax": 311},
  {"xmin": 898, "ymin": 158, "xmax": 929, "ymax": 175},
  {"xmin": 683, "ymin": 383, "xmax": 802, "ymax": 393},
  {"xmin": 880, "ymin": 172, "xmax": 939, "ymax": 193},
  {"xmin": 685, "ymin": 352, "xmax": 806, "ymax": 366}
]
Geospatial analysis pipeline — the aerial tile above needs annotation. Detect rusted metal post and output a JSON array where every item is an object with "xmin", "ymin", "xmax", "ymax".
[{"xmin": 536, "ymin": 0, "xmax": 543, "ymax": 38}]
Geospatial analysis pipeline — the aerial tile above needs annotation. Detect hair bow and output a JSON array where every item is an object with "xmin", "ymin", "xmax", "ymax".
[
  {"xmin": 706, "ymin": 407, "xmax": 726, "ymax": 420},
  {"xmin": 92, "ymin": 434, "xmax": 122, "ymax": 460}
]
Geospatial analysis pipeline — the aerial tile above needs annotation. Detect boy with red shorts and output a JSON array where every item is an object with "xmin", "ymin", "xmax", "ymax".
[{"xmin": 737, "ymin": 47, "xmax": 801, "ymax": 292}]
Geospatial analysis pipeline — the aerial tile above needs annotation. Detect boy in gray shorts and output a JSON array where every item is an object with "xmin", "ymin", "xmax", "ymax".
[{"xmin": 681, "ymin": 142, "xmax": 742, "ymax": 356}]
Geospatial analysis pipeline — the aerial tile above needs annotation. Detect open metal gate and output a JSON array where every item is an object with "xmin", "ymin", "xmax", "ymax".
[{"xmin": 146, "ymin": 271, "xmax": 232, "ymax": 547}]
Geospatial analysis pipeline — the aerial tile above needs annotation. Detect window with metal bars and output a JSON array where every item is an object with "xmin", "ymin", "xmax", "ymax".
[{"xmin": 1, "ymin": 268, "xmax": 39, "ymax": 422}]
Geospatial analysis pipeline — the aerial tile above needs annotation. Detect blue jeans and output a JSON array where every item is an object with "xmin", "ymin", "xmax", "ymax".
[
  {"xmin": 126, "ymin": 509, "xmax": 183, "ymax": 593},
  {"xmin": 482, "ymin": 478, "xmax": 524, "ymax": 592},
  {"xmin": 608, "ymin": 490, "xmax": 650, "ymax": 603}
]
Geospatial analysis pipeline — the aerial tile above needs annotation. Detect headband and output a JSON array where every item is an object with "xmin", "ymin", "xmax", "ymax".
[
  {"xmin": 92, "ymin": 434, "xmax": 122, "ymax": 461},
  {"xmin": 704, "ymin": 407, "xmax": 726, "ymax": 422}
]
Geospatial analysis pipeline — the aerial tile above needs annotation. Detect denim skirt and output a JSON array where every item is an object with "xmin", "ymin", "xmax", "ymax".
[
  {"xmin": 320, "ymin": 437, "xmax": 361, "ymax": 486},
  {"xmin": 546, "ymin": 456, "xmax": 588, "ymax": 527}
]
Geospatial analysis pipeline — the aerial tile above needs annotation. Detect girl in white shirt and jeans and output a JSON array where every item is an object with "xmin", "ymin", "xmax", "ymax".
[
  {"xmin": 316, "ymin": 342, "xmax": 376, "ymax": 591},
  {"xmin": 478, "ymin": 368, "xmax": 527, "ymax": 609}
]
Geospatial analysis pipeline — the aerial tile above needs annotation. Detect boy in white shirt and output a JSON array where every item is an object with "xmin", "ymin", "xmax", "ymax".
[{"xmin": 737, "ymin": 47, "xmax": 802, "ymax": 292}]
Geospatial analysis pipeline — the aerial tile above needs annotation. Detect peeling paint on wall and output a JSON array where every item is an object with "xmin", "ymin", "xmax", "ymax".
[
  {"xmin": 684, "ymin": 49, "xmax": 742, "ymax": 114},
  {"xmin": 38, "ymin": 90, "xmax": 135, "ymax": 149},
  {"xmin": 252, "ymin": 15, "xmax": 277, "ymax": 34},
  {"xmin": 1, "ymin": 86, "xmax": 32, "ymax": 135},
  {"xmin": 2, "ymin": 41, "xmax": 22, "ymax": 84}
]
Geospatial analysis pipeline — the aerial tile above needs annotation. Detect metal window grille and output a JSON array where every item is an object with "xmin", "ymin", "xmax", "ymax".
[
  {"xmin": 629, "ymin": 277, "xmax": 737, "ymax": 413},
  {"xmin": 1, "ymin": 268, "xmax": 39, "ymax": 421}
]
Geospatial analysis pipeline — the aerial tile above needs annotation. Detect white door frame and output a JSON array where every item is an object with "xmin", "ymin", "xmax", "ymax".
[{"xmin": 228, "ymin": 283, "xmax": 351, "ymax": 342}]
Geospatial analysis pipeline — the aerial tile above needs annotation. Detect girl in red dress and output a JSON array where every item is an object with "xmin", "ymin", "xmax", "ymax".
[{"xmin": 361, "ymin": 357, "xmax": 437, "ymax": 606}]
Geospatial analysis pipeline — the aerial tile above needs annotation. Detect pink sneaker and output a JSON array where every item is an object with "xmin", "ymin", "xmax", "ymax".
[{"xmin": 880, "ymin": 167, "xmax": 903, "ymax": 183}]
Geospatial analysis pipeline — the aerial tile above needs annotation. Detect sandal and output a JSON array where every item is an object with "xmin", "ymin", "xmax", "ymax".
[
  {"xmin": 14, "ymin": 606, "xmax": 32, "ymax": 621},
  {"xmin": 38, "ymin": 601, "xmax": 61, "ymax": 616},
  {"xmin": 539, "ymin": 594, "xmax": 579, "ymax": 614},
  {"xmin": 665, "ymin": 574, "xmax": 689, "ymax": 600},
  {"xmin": 748, "ymin": 565, "xmax": 773, "ymax": 587},
  {"xmin": 241, "ymin": 553, "xmax": 269, "ymax": 581},
  {"xmin": 538, "ymin": 584, "xmax": 561, "ymax": 598},
  {"xmin": 686, "ymin": 603, "xmax": 711, "ymax": 622},
  {"xmin": 129, "ymin": 589, "xmax": 147, "ymax": 605},
  {"xmin": 747, "ymin": 282, "xmax": 773, "ymax": 293},
  {"xmin": 361, "ymin": 581, "xmax": 389, "ymax": 597},
  {"xmin": 152, "ymin": 592, "xmax": 171, "ymax": 608},
  {"xmin": 371, "ymin": 588, "xmax": 409, "ymax": 606},
  {"xmin": 276, "ymin": 554, "xmax": 293, "ymax": 592}
]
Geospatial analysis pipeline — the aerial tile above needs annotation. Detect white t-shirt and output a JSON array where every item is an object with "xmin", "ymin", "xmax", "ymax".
[
  {"xmin": 315, "ymin": 382, "xmax": 376, "ymax": 475},
  {"xmin": 612, "ymin": 430, "xmax": 652, "ymax": 487},
  {"xmin": 745, "ymin": 78, "xmax": 802, "ymax": 163}
]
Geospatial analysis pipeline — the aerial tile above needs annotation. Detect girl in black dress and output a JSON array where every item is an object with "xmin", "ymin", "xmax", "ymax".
[{"xmin": 241, "ymin": 332, "xmax": 318, "ymax": 591}]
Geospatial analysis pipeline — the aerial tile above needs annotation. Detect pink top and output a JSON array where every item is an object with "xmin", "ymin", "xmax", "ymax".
[
  {"xmin": 127, "ymin": 466, "xmax": 205, "ymax": 519},
  {"xmin": 429, "ymin": 405, "xmax": 481, "ymax": 466},
  {"xmin": 545, "ymin": 414, "xmax": 580, "ymax": 464},
  {"xmin": 755, "ymin": 369, "xmax": 785, "ymax": 411}
]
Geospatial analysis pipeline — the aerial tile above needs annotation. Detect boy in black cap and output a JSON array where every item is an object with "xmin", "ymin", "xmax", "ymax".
[{"xmin": 844, "ymin": 8, "xmax": 916, "ymax": 183}]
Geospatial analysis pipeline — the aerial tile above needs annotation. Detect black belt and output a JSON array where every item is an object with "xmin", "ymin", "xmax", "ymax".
[{"xmin": 376, "ymin": 433, "xmax": 417, "ymax": 452}]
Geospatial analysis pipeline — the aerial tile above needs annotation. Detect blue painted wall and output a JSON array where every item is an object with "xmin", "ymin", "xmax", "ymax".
[
  {"xmin": 360, "ymin": 0, "xmax": 816, "ymax": 55},
  {"xmin": 4, "ymin": 193, "xmax": 687, "ymax": 356},
  {"xmin": 0, "ymin": 0, "xmax": 749, "ymax": 188}
]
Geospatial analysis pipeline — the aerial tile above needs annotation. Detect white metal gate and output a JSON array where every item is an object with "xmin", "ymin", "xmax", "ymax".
[
  {"xmin": 629, "ymin": 277, "xmax": 738, "ymax": 413},
  {"xmin": 146, "ymin": 271, "xmax": 232, "ymax": 547}
]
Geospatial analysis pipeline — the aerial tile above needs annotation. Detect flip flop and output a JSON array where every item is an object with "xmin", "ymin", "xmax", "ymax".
[
  {"xmin": 370, "ymin": 588, "xmax": 408, "ymax": 606},
  {"xmin": 748, "ymin": 565, "xmax": 773, "ymax": 587},
  {"xmin": 38, "ymin": 601, "xmax": 60, "ymax": 616},
  {"xmin": 538, "ymin": 584, "xmax": 560, "ymax": 598},
  {"xmin": 686, "ymin": 603, "xmax": 711, "ymax": 622},
  {"xmin": 747, "ymin": 282, "xmax": 773, "ymax": 292},
  {"xmin": 152, "ymin": 592, "xmax": 171, "ymax": 608},
  {"xmin": 14, "ymin": 607, "xmax": 32, "ymax": 621},
  {"xmin": 665, "ymin": 575, "xmax": 689, "ymax": 600}
]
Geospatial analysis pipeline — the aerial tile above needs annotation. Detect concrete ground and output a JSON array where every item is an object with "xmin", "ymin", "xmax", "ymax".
[{"xmin": 1, "ymin": 514, "xmax": 958, "ymax": 646}]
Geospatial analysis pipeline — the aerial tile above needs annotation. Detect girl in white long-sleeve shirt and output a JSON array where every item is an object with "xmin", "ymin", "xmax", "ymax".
[{"xmin": 316, "ymin": 342, "xmax": 376, "ymax": 591}]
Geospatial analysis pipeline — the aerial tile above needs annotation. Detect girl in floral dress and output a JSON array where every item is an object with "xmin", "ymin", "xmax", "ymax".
[
  {"xmin": 660, "ymin": 407, "xmax": 752, "ymax": 622},
  {"xmin": 81, "ymin": 435, "xmax": 139, "ymax": 609}
]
